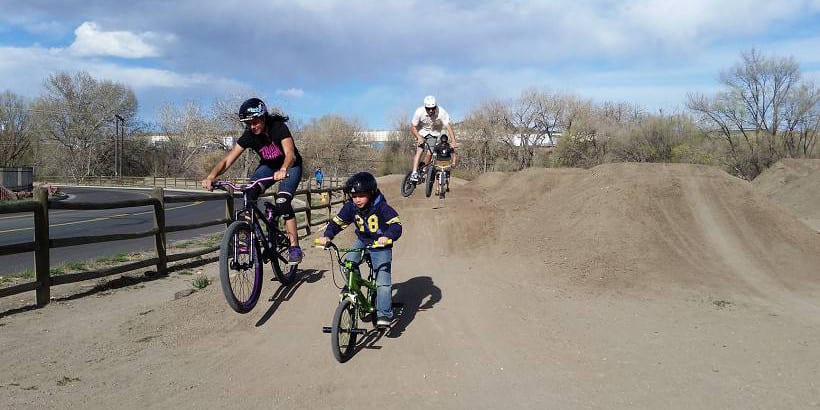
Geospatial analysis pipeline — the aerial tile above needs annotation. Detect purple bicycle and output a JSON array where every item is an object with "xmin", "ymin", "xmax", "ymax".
[{"xmin": 213, "ymin": 177, "xmax": 298, "ymax": 313}]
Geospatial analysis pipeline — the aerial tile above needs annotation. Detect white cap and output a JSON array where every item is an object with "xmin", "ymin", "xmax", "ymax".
[{"xmin": 423, "ymin": 95, "xmax": 437, "ymax": 108}]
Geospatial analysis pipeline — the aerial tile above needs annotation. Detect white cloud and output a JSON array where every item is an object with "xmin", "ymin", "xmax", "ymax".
[
  {"xmin": 67, "ymin": 21, "xmax": 173, "ymax": 59},
  {"xmin": 0, "ymin": 45, "xmax": 244, "ymax": 92},
  {"xmin": 276, "ymin": 88, "xmax": 305, "ymax": 98}
]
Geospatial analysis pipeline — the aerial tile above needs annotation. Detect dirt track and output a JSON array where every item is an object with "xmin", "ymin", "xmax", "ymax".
[{"xmin": 2, "ymin": 163, "xmax": 819, "ymax": 409}]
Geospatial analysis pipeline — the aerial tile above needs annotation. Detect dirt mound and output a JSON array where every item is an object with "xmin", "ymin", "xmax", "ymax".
[
  {"xmin": 4, "ymin": 164, "xmax": 820, "ymax": 409},
  {"xmin": 393, "ymin": 163, "xmax": 820, "ymax": 300},
  {"xmin": 752, "ymin": 159, "xmax": 820, "ymax": 231}
]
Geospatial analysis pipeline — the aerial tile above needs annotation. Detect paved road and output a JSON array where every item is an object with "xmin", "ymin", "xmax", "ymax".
[{"xmin": 0, "ymin": 187, "xmax": 230, "ymax": 275}]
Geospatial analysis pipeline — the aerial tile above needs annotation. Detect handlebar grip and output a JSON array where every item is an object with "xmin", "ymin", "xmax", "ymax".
[
  {"xmin": 314, "ymin": 238, "xmax": 335, "ymax": 250},
  {"xmin": 371, "ymin": 238, "xmax": 393, "ymax": 248}
]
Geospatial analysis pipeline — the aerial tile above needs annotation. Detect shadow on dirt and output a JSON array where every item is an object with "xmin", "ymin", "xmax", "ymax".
[
  {"xmin": 386, "ymin": 276, "xmax": 442, "ymax": 339},
  {"xmin": 341, "ymin": 275, "xmax": 443, "ymax": 359},
  {"xmin": 255, "ymin": 268, "xmax": 326, "ymax": 327}
]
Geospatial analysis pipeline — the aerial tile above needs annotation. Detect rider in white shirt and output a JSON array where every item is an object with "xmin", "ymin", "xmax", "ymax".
[{"xmin": 410, "ymin": 95, "xmax": 457, "ymax": 182}]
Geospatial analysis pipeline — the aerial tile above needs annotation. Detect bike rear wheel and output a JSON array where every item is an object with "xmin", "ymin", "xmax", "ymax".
[
  {"xmin": 219, "ymin": 221, "xmax": 263, "ymax": 313},
  {"xmin": 425, "ymin": 164, "xmax": 435, "ymax": 197},
  {"xmin": 400, "ymin": 171, "xmax": 416, "ymax": 197},
  {"xmin": 269, "ymin": 227, "xmax": 297, "ymax": 285},
  {"xmin": 331, "ymin": 298, "xmax": 358, "ymax": 363}
]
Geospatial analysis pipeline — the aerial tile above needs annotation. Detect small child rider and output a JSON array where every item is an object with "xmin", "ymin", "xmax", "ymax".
[
  {"xmin": 316, "ymin": 172, "xmax": 402, "ymax": 327},
  {"xmin": 433, "ymin": 134, "xmax": 454, "ymax": 165}
]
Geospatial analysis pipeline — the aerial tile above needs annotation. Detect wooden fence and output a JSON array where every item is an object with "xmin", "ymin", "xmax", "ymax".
[
  {"xmin": 0, "ymin": 179, "xmax": 346, "ymax": 307},
  {"xmin": 36, "ymin": 175, "xmax": 339, "ymax": 191}
]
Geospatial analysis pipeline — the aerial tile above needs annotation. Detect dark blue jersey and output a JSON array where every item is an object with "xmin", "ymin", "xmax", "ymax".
[{"xmin": 323, "ymin": 191, "xmax": 402, "ymax": 247}]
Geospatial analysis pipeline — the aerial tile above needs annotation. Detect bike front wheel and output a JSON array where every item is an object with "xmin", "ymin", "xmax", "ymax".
[
  {"xmin": 425, "ymin": 165, "xmax": 435, "ymax": 198},
  {"xmin": 219, "ymin": 221, "xmax": 263, "ymax": 313},
  {"xmin": 439, "ymin": 171, "xmax": 447, "ymax": 199},
  {"xmin": 331, "ymin": 299, "xmax": 358, "ymax": 363},
  {"xmin": 400, "ymin": 171, "xmax": 416, "ymax": 197}
]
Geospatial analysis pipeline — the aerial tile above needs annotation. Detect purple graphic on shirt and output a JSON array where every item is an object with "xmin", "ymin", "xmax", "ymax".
[{"xmin": 259, "ymin": 143, "xmax": 282, "ymax": 160}]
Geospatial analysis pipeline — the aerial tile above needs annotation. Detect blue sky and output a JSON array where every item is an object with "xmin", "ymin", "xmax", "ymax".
[{"xmin": 1, "ymin": 0, "xmax": 819, "ymax": 130}]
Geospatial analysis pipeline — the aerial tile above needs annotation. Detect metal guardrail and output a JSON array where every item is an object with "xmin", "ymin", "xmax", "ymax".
[{"xmin": 0, "ymin": 179, "xmax": 346, "ymax": 307}]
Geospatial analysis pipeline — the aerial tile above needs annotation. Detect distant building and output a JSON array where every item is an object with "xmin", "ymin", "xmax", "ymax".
[
  {"xmin": 508, "ymin": 133, "xmax": 562, "ymax": 147},
  {"xmin": 149, "ymin": 135, "xmax": 170, "ymax": 145},
  {"xmin": 355, "ymin": 130, "xmax": 400, "ymax": 149},
  {"xmin": 143, "ymin": 134, "xmax": 235, "ymax": 150}
]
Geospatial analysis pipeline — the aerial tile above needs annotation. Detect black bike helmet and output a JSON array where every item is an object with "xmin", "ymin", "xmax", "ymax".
[
  {"xmin": 238, "ymin": 98, "xmax": 268, "ymax": 122},
  {"xmin": 344, "ymin": 172, "xmax": 378, "ymax": 196}
]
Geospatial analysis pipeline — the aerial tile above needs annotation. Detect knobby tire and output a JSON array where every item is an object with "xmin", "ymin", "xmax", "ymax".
[
  {"xmin": 219, "ymin": 221, "xmax": 262, "ymax": 313},
  {"xmin": 425, "ymin": 164, "xmax": 435, "ymax": 198},
  {"xmin": 400, "ymin": 171, "xmax": 416, "ymax": 197},
  {"xmin": 331, "ymin": 298, "xmax": 358, "ymax": 363}
]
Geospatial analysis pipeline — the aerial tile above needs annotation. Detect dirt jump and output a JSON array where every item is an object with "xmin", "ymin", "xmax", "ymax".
[{"xmin": 2, "ymin": 162, "xmax": 819, "ymax": 408}]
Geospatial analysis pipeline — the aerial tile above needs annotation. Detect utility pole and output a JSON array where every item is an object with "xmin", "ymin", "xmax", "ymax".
[
  {"xmin": 113, "ymin": 117, "xmax": 118, "ymax": 176},
  {"xmin": 115, "ymin": 114, "xmax": 125, "ymax": 177}
]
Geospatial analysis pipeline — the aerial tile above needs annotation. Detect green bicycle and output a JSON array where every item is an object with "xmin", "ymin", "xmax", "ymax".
[{"xmin": 317, "ymin": 240, "xmax": 387, "ymax": 363}]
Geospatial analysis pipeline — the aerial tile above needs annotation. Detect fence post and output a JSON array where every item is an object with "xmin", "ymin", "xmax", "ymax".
[
  {"xmin": 327, "ymin": 186, "xmax": 332, "ymax": 222},
  {"xmin": 304, "ymin": 183, "xmax": 312, "ymax": 237},
  {"xmin": 151, "ymin": 187, "xmax": 168, "ymax": 274},
  {"xmin": 34, "ymin": 187, "xmax": 51, "ymax": 306}
]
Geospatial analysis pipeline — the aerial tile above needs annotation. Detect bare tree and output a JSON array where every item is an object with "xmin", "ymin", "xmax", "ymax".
[
  {"xmin": 688, "ymin": 49, "xmax": 820, "ymax": 179},
  {"xmin": 0, "ymin": 91, "xmax": 33, "ymax": 166},
  {"xmin": 32, "ymin": 71, "xmax": 137, "ymax": 180},
  {"xmin": 298, "ymin": 115, "xmax": 365, "ymax": 176},
  {"xmin": 459, "ymin": 98, "xmax": 512, "ymax": 173},
  {"xmin": 156, "ymin": 101, "xmax": 227, "ymax": 178},
  {"xmin": 554, "ymin": 99, "xmax": 615, "ymax": 168}
]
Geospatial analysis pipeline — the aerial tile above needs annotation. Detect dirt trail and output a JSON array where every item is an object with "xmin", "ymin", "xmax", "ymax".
[{"xmin": 2, "ymin": 163, "xmax": 819, "ymax": 409}]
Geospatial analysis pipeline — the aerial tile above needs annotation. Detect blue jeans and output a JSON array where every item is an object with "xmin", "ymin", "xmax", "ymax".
[
  {"xmin": 345, "ymin": 238, "xmax": 393, "ymax": 319},
  {"xmin": 250, "ymin": 164, "xmax": 302, "ymax": 195}
]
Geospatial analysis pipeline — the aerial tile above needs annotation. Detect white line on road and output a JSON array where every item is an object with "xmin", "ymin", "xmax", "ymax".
[{"xmin": 0, "ymin": 202, "xmax": 204, "ymax": 234}]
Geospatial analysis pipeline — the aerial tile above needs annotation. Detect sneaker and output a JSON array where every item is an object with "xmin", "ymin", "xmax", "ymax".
[
  {"xmin": 236, "ymin": 234, "xmax": 250, "ymax": 253},
  {"xmin": 376, "ymin": 317, "xmax": 391, "ymax": 328},
  {"xmin": 409, "ymin": 171, "xmax": 419, "ymax": 182},
  {"xmin": 288, "ymin": 246, "xmax": 303, "ymax": 265}
]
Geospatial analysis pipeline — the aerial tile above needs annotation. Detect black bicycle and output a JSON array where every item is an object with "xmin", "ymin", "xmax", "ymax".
[
  {"xmin": 401, "ymin": 134, "xmax": 443, "ymax": 197},
  {"xmin": 213, "ymin": 177, "xmax": 298, "ymax": 313}
]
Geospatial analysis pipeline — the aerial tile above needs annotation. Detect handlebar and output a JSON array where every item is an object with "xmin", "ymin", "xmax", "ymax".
[
  {"xmin": 313, "ymin": 238, "xmax": 392, "ymax": 252},
  {"xmin": 211, "ymin": 175, "xmax": 283, "ymax": 193}
]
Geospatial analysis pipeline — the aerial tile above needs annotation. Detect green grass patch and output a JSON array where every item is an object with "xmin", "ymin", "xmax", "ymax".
[
  {"xmin": 95, "ymin": 253, "xmax": 131, "ymax": 265},
  {"xmin": 192, "ymin": 275, "xmax": 210, "ymax": 289},
  {"xmin": 49, "ymin": 261, "xmax": 92, "ymax": 276},
  {"xmin": 171, "ymin": 240, "xmax": 196, "ymax": 249}
]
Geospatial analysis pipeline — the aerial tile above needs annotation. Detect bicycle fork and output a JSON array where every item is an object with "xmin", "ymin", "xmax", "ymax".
[{"xmin": 322, "ymin": 294, "xmax": 368, "ymax": 335}]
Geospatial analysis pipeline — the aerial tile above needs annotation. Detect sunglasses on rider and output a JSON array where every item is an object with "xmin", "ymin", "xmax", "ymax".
[{"xmin": 425, "ymin": 106, "xmax": 436, "ymax": 112}]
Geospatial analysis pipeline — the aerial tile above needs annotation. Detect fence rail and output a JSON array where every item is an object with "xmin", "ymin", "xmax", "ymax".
[
  {"xmin": 36, "ymin": 175, "xmax": 340, "ymax": 191},
  {"xmin": 0, "ymin": 179, "xmax": 345, "ymax": 307}
]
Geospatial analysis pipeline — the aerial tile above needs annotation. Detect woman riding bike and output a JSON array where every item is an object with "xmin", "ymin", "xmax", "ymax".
[{"xmin": 202, "ymin": 97, "xmax": 305, "ymax": 264}]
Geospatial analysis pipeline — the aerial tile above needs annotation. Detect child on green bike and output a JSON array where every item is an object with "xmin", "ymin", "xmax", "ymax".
[{"xmin": 316, "ymin": 172, "xmax": 402, "ymax": 327}]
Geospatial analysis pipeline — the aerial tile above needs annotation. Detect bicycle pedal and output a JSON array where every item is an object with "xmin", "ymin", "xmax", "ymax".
[{"xmin": 322, "ymin": 326, "xmax": 332, "ymax": 333}]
